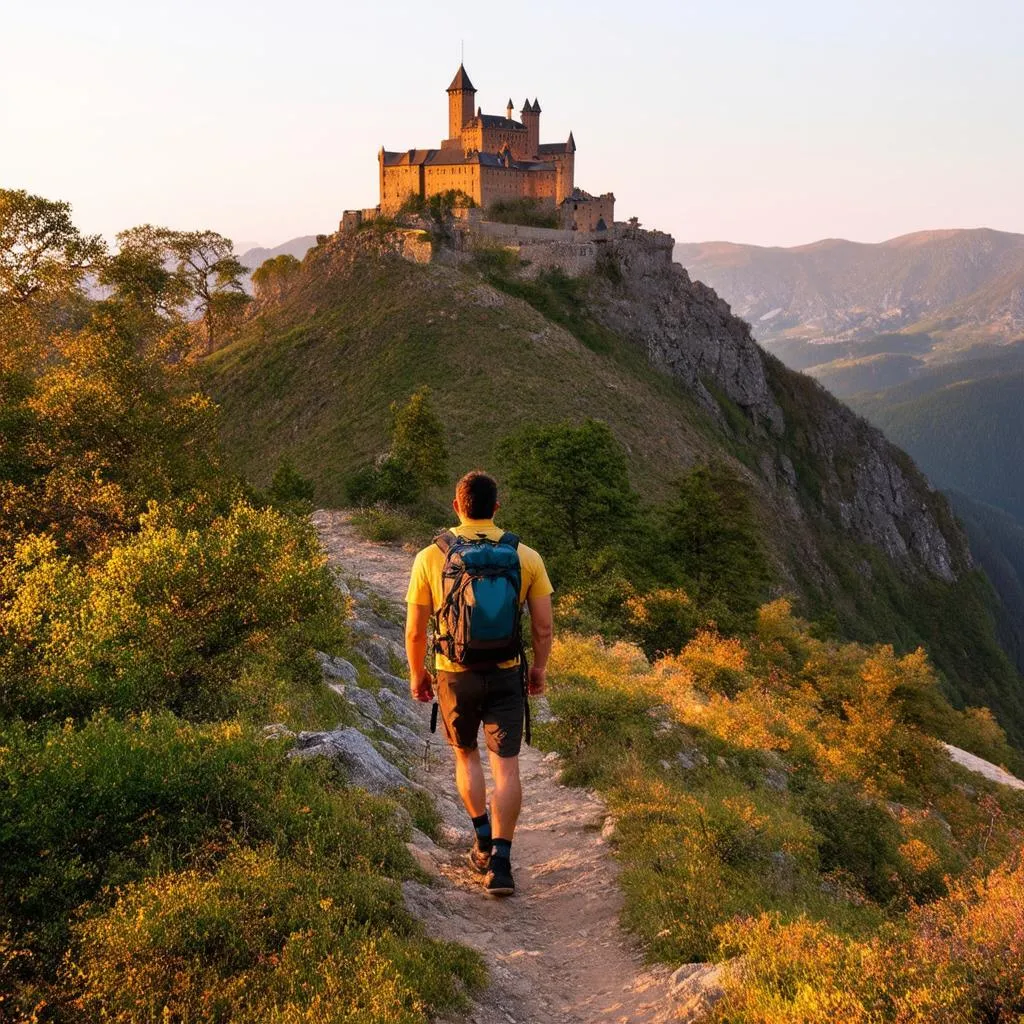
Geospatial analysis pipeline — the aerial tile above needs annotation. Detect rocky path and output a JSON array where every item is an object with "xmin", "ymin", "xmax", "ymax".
[{"xmin": 311, "ymin": 511, "xmax": 707, "ymax": 1024}]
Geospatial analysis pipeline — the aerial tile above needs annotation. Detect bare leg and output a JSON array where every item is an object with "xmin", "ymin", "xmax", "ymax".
[
  {"xmin": 453, "ymin": 747, "xmax": 487, "ymax": 818},
  {"xmin": 488, "ymin": 750, "xmax": 522, "ymax": 840}
]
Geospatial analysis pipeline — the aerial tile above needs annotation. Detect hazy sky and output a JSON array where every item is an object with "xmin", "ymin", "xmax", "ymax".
[{"xmin": 3, "ymin": 0, "xmax": 1022, "ymax": 249}]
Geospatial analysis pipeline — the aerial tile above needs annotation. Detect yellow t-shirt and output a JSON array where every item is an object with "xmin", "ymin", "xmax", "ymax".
[{"xmin": 406, "ymin": 519, "xmax": 554, "ymax": 673}]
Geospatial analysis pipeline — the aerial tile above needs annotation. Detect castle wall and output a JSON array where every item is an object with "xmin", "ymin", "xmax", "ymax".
[
  {"xmin": 381, "ymin": 164, "xmax": 423, "ymax": 213},
  {"xmin": 423, "ymin": 163, "xmax": 482, "ymax": 205}
]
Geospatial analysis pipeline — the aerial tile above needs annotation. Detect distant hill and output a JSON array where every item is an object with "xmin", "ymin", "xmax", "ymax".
[
  {"xmin": 851, "ymin": 344, "xmax": 1024, "ymax": 523},
  {"xmin": 238, "ymin": 236, "xmax": 318, "ymax": 290},
  {"xmin": 203, "ymin": 227, "xmax": 1024, "ymax": 741},
  {"xmin": 675, "ymin": 229, "xmax": 1024, "ymax": 374},
  {"xmin": 947, "ymin": 491, "xmax": 1024, "ymax": 674}
]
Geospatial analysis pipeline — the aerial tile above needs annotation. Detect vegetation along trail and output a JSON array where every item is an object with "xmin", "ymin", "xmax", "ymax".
[{"xmin": 314, "ymin": 511, "xmax": 714, "ymax": 1024}]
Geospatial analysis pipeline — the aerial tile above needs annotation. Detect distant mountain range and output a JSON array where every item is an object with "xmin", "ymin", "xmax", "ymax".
[
  {"xmin": 237, "ymin": 236, "xmax": 318, "ymax": 290},
  {"xmin": 675, "ymin": 229, "xmax": 1024, "ymax": 385}
]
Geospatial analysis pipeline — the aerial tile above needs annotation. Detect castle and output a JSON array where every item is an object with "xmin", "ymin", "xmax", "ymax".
[{"xmin": 377, "ymin": 65, "xmax": 614, "ymax": 231}]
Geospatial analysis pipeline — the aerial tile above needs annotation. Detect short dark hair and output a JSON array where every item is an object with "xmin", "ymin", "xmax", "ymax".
[{"xmin": 455, "ymin": 470, "xmax": 498, "ymax": 519}]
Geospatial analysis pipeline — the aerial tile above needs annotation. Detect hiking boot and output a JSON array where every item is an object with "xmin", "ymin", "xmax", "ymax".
[
  {"xmin": 483, "ymin": 855, "xmax": 515, "ymax": 897},
  {"xmin": 467, "ymin": 842, "xmax": 491, "ymax": 874}
]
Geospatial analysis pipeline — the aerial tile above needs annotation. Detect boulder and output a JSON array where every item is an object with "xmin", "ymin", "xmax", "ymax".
[
  {"xmin": 344, "ymin": 685, "xmax": 382, "ymax": 721},
  {"xmin": 366, "ymin": 663, "xmax": 410, "ymax": 694},
  {"xmin": 289, "ymin": 726, "xmax": 411, "ymax": 794},
  {"xmin": 316, "ymin": 652, "xmax": 359, "ymax": 685},
  {"xmin": 356, "ymin": 637, "xmax": 396, "ymax": 672},
  {"xmin": 669, "ymin": 962, "xmax": 728, "ymax": 1017},
  {"xmin": 377, "ymin": 687, "xmax": 424, "ymax": 729}
]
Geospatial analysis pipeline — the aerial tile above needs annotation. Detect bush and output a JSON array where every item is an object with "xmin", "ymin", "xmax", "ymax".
[
  {"xmin": 268, "ymin": 456, "xmax": 316, "ymax": 510},
  {"xmin": 0, "ymin": 501, "xmax": 339, "ymax": 722},
  {"xmin": 625, "ymin": 587, "xmax": 698, "ymax": 659},
  {"xmin": 66, "ymin": 846, "xmax": 484, "ymax": 1024},
  {"xmin": 0, "ymin": 713, "xmax": 414, "ymax": 956},
  {"xmin": 713, "ymin": 853, "xmax": 1024, "ymax": 1023}
]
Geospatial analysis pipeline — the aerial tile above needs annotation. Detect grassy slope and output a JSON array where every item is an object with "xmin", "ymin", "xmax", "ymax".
[
  {"xmin": 205, "ymin": 238, "xmax": 1024, "ymax": 744},
  {"xmin": 206, "ymin": 250, "xmax": 719, "ymax": 507}
]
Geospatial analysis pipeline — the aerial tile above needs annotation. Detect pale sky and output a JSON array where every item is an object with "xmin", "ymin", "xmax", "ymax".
[{"xmin": 3, "ymin": 0, "xmax": 1022, "ymax": 250}]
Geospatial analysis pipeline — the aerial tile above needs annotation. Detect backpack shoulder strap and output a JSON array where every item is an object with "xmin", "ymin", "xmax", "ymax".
[
  {"xmin": 498, "ymin": 531, "xmax": 520, "ymax": 550},
  {"xmin": 433, "ymin": 530, "xmax": 457, "ymax": 555}
]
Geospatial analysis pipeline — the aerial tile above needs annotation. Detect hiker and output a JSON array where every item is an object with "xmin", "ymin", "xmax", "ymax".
[{"xmin": 405, "ymin": 470, "xmax": 554, "ymax": 896}]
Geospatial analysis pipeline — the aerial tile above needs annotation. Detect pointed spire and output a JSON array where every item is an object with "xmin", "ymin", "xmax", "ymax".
[
  {"xmin": 532, "ymin": 98, "xmax": 541, "ymax": 113},
  {"xmin": 567, "ymin": 130, "xmax": 576, "ymax": 152},
  {"xmin": 521, "ymin": 97, "xmax": 531, "ymax": 113},
  {"xmin": 447, "ymin": 64, "xmax": 475, "ymax": 92}
]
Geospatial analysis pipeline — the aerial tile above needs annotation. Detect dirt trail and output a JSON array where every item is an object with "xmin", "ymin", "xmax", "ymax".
[{"xmin": 313, "ymin": 511, "xmax": 688, "ymax": 1024}]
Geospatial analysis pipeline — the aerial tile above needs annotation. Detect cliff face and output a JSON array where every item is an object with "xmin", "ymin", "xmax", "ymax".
[
  {"xmin": 591, "ymin": 228, "xmax": 963, "ymax": 584},
  {"xmin": 593, "ymin": 231, "xmax": 785, "ymax": 434}
]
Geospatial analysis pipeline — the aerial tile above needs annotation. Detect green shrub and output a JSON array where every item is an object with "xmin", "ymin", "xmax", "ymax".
[
  {"xmin": 66, "ymin": 846, "xmax": 484, "ymax": 1024},
  {"xmin": 268, "ymin": 456, "xmax": 316, "ymax": 510},
  {"xmin": 0, "ymin": 501, "xmax": 339, "ymax": 722},
  {"xmin": 0, "ymin": 713, "xmax": 414, "ymax": 956},
  {"xmin": 624, "ymin": 586, "xmax": 699, "ymax": 659}
]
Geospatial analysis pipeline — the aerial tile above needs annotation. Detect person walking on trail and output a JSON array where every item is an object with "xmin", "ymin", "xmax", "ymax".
[{"xmin": 405, "ymin": 470, "xmax": 554, "ymax": 897}]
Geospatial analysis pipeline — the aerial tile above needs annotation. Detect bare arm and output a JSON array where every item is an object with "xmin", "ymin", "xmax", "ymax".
[
  {"xmin": 405, "ymin": 602, "xmax": 434, "ymax": 702},
  {"xmin": 526, "ymin": 593, "xmax": 553, "ymax": 695}
]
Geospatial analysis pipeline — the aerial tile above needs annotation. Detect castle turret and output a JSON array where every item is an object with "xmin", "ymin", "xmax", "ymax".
[
  {"xmin": 521, "ymin": 97, "xmax": 539, "ymax": 157},
  {"xmin": 506, "ymin": 97, "xmax": 514, "ymax": 121},
  {"xmin": 447, "ymin": 64, "xmax": 476, "ymax": 141}
]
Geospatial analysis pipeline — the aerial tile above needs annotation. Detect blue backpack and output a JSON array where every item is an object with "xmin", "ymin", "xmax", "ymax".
[{"xmin": 432, "ymin": 530, "xmax": 523, "ymax": 667}]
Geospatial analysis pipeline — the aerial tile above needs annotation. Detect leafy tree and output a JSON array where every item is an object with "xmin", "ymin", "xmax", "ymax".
[
  {"xmin": 0, "ymin": 310, "xmax": 221, "ymax": 557},
  {"xmin": 346, "ymin": 387, "xmax": 449, "ymax": 507},
  {"xmin": 0, "ymin": 189, "xmax": 105, "ymax": 308},
  {"xmin": 252, "ymin": 253, "xmax": 301, "ymax": 301},
  {"xmin": 102, "ymin": 225, "xmax": 249, "ymax": 353},
  {"xmin": 657, "ymin": 463, "xmax": 771, "ymax": 629},
  {"xmin": 268, "ymin": 456, "xmax": 315, "ymax": 510},
  {"xmin": 389, "ymin": 385, "xmax": 448, "ymax": 493},
  {"xmin": 498, "ymin": 419, "xmax": 639, "ymax": 553}
]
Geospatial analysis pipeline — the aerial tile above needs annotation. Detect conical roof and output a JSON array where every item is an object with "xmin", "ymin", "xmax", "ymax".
[
  {"xmin": 532, "ymin": 98, "xmax": 541, "ymax": 112},
  {"xmin": 447, "ymin": 64, "xmax": 476, "ymax": 92}
]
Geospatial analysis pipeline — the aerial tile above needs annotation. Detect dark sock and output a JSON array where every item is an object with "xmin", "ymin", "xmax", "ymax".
[
  {"xmin": 471, "ymin": 813, "xmax": 492, "ymax": 850},
  {"xmin": 492, "ymin": 838, "xmax": 512, "ymax": 862}
]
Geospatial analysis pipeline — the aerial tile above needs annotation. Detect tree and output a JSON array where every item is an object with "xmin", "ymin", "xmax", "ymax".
[
  {"xmin": 345, "ymin": 387, "xmax": 448, "ymax": 507},
  {"xmin": 498, "ymin": 419, "xmax": 638, "ymax": 553},
  {"xmin": 102, "ymin": 226, "xmax": 249, "ymax": 353},
  {"xmin": 252, "ymin": 254, "xmax": 301, "ymax": 301},
  {"xmin": 657, "ymin": 463, "xmax": 771, "ymax": 629},
  {"xmin": 0, "ymin": 189, "xmax": 105, "ymax": 308},
  {"xmin": 389, "ymin": 386, "xmax": 448, "ymax": 493}
]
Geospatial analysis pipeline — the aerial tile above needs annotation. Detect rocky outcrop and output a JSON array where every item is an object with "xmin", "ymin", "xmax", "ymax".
[
  {"xmin": 596, "ymin": 229, "xmax": 785, "ymax": 433},
  {"xmin": 593, "ymin": 228, "xmax": 963, "ymax": 582},
  {"xmin": 290, "ymin": 725, "xmax": 415, "ymax": 793}
]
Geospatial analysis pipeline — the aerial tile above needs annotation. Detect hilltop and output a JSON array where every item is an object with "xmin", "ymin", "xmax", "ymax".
[
  {"xmin": 204, "ymin": 222, "xmax": 1024, "ymax": 741},
  {"xmin": 675, "ymin": 228, "xmax": 1024, "ymax": 382}
]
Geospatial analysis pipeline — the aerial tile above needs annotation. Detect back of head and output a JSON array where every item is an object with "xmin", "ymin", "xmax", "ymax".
[{"xmin": 456, "ymin": 470, "xmax": 498, "ymax": 519}]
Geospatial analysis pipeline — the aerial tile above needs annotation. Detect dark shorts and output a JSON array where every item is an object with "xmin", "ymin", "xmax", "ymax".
[{"xmin": 435, "ymin": 666, "xmax": 524, "ymax": 758}]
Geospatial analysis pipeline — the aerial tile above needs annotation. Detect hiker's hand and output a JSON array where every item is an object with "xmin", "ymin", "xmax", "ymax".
[
  {"xmin": 528, "ymin": 665, "xmax": 547, "ymax": 696},
  {"xmin": 410, "ymin": 669, "xmax": 434, "ymax": 703}
]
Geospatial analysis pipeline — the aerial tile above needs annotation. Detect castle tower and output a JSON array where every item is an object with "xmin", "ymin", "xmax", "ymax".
[
  {"xmin": 506, "ymin": 98, "xmax": 514, "ymax": 121},
  {"xmin": 555, "ymin": 130, "xmax": 576, "ymax": 204},
  {"xmin": 447, "ymin": 64, "xmax": 476, "ymax": 141},
  {"xmin": 521, "ymin": 98, "xmax": 540, "ymax": 157}
]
